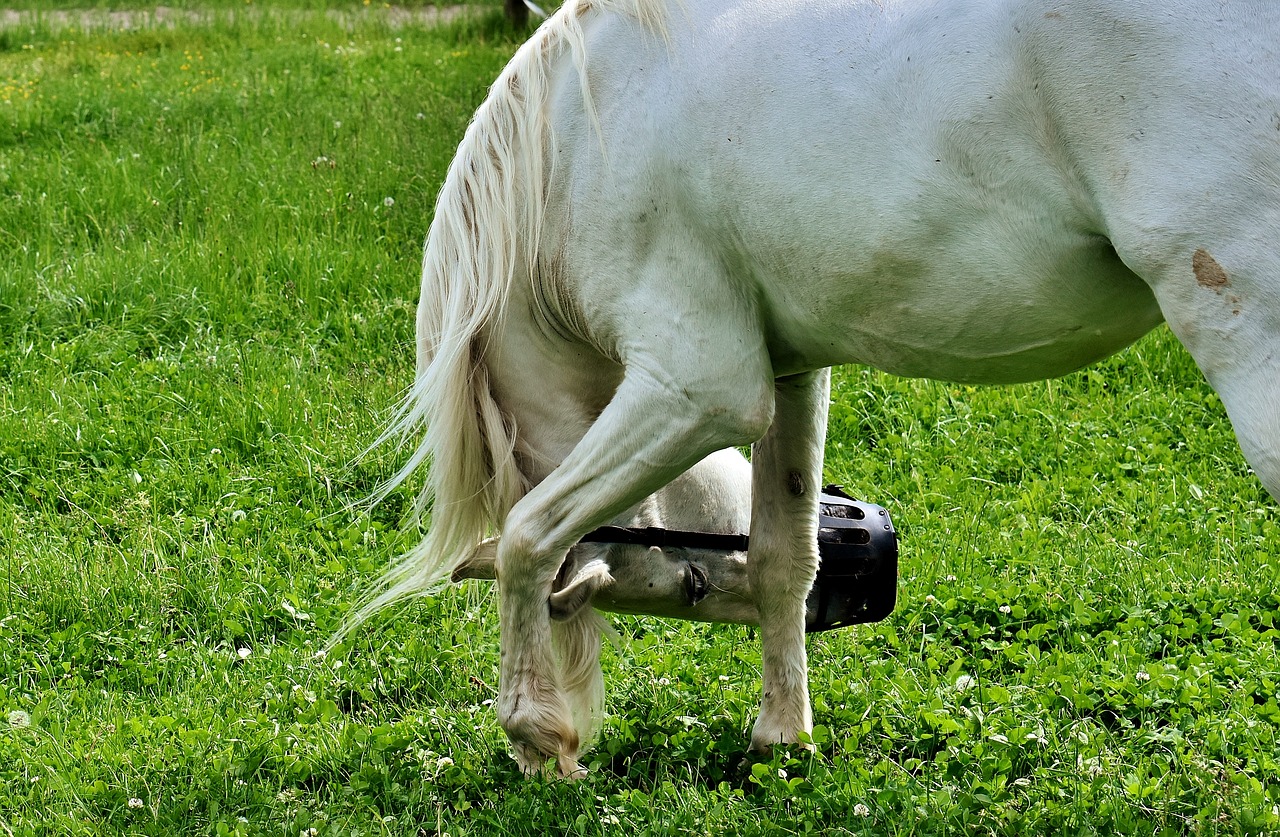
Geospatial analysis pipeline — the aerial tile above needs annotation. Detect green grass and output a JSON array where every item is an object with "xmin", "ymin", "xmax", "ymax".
[
  {"xmin": 1, "ymin": 1, "xmax": 465, "ymax": 12},
  {"xmin": 2, "ymin": 5, "xmax": 1278, "ymax": 836}
]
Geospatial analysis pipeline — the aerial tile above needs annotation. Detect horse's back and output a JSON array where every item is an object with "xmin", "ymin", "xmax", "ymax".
[{"xmin": 546, "ymin": 0, "xmax": 1278, "ymax": 383}]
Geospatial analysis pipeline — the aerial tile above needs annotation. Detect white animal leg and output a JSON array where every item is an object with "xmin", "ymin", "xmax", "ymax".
[
  {"xmin": 1144, "ymin": 245, "xmax": 1280, "ymax": 502},
  {"xmin": 495, "ymin": 364, "xmax": 773, "ymax": 777},
  {"xmin": 747, "ymin": 369, "xmax": 830, "ymax": 751},
  {"xmin": 1111, "ymin": 229, "xmax": 1280, "ymax": 504}
]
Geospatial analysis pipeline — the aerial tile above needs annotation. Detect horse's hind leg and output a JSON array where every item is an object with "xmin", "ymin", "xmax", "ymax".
[
  {"xmin": 494, "ymin": 304, "xmax": 775, "ymax": 777},
  {"xmin": 747, "ymin": 369, "xmax": 830, "ymax": 751},
  {"xmin": 1114, "ymin": 231, "xmax": 1280, "ymax": 503},
  {"xmin": 1160, "ymin": 252, "xmax": 1280, "ymax": 502}
]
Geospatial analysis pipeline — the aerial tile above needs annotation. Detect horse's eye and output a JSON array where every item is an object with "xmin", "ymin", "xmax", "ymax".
[{"xmin": 685, "ymin": 563, "xmax": 709, "ymax": 606}]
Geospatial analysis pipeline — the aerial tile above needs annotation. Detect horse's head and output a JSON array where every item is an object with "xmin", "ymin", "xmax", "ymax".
[{"xmin": 452, "ymin": 448, "xmax": 760, "ymax": 624}]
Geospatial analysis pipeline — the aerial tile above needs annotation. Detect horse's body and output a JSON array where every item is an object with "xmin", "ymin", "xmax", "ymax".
[{"xmin": 360, "ymin": 0, "xmax": 1280, "ymax": 776}]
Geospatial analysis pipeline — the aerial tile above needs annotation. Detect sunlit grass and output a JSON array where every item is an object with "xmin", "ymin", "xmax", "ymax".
[{"xmin": 1, "ymin": 5, "xmax": 1277, "ymax": 836}]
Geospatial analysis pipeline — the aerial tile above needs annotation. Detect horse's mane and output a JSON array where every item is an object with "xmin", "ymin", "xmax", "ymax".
[{"xmin": 334, "ymin": 0, "xmax": 670, "ymax": 642}]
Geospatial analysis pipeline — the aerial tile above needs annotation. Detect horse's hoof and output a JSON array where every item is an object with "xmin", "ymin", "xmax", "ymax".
[
  {"xmin": 749, "ymin": 722, "xmax": 816, "ymax": 755},
  {"xmin": 511, "ymin": 740, "xmax": 586, "ymax": 780}
]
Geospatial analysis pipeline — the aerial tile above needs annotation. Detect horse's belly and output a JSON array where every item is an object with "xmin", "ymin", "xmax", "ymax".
[
  {"xmin": 756, "ymin": 227, "xmax": 1165, "ymax": 385},
  {"xmin": 564, "ymin": 0, "xmax": 1172, "ymax": 384}
]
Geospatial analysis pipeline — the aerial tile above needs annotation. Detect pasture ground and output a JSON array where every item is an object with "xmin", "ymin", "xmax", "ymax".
[{"xmin": 1, "ymin": 4, "xmax": 1278, "ymax": 835}]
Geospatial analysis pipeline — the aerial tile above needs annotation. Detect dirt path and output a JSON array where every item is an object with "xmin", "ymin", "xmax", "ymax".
[{"xmin": 0, "ymin": 4, "xmax": 470, "ymax": 31}]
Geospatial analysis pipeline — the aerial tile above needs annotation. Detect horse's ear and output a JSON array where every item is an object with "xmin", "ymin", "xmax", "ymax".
[
  {"xmin": 451, "ymin": 537, "xmax": 499, "ymax": 582},
  {"xmin": 549, "ymin": 560, "xmax": 613, "ymax": 621}
]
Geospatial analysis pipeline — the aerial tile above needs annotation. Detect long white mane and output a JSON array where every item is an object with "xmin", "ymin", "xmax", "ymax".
[{"xmin": 337, "ymin": 0, "xmax": 670, "ymax": 638}]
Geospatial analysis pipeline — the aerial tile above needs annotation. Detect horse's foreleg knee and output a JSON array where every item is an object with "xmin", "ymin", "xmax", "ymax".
[{"xmin": 748, "ymin": 369, "xmax": 830, "ymax": 752}]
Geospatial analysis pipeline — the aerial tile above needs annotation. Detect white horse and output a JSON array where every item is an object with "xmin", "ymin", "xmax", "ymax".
[{"xmin": 350, "ymin": 0, "xmax": 1280, "ymax": 777}]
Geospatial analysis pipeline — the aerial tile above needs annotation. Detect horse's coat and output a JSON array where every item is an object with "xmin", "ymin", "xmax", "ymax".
[{"xmin": 351, "ymin": 0, "xmax": 1280, "ymax": 777}]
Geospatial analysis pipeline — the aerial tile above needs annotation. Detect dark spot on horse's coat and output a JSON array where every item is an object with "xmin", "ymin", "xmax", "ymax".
[
  {"xmin": 1044, "ymin": 11, "xmax": 1063, "ymax": 19},
  {"xmin": 787, "ymin": 470, "xmax": 805, "ymax": 496},
  {"xmin": 1193, "ymin": 249, "xmax": 1230, "ymax": 291}
]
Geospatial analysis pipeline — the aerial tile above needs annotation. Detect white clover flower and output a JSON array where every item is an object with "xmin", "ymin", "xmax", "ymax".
[
  {"xmin": 1135, "ymin": 671, "xmax": 1151, "ymax": 682},
  {"xmin": 127, "ymin": 798, "xmax": 144, "ymax": 809},
  {"xmin": 998, "ymin": 604, "xmax": 1012, "ymax": 614},
  {"xmin": 1013, "ymin": 777, "xmax": 1031, "ymax": 787},
  {"xmin": 237, "ymin": 647, "xmax": 252, "ymax": 660},
  {"xmin": 7, "ymin": 710, "xmax": 30, "ymax": 728},
  {"xmin": 954, "ymin": 674, "xmax": 976, "ymax": 692},
  {"xmin": 853, "ymin": 803, "xmax": 871, "ymax": 817},
  {"xmin": 333, "ymin": 120, "xmax": 342, "ymax": 129},
  {"xmin": 383, "ymin": 197, "xmax": 395, "ymax": 207},
  {"xmin": 924, "ymin": 594, "xmax": 937, "ymax": 604},
  {"xmin": 436, "ymin": 756, "xmax": 454, "ymax": 768},
  {"xmin": 415, "ymin": 112, "xmax": 426, "ymax": 120}
]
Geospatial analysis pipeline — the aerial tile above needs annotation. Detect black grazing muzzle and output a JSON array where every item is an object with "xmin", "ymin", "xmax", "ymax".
[{"xmin": 578, "ymin": 485, "xmax": 897, "ymax": 631}]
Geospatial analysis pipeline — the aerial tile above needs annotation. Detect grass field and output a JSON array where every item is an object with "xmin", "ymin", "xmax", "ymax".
[{"xmin": 2, "ymin": 5, "xmax": 1278, "ymax": 835}]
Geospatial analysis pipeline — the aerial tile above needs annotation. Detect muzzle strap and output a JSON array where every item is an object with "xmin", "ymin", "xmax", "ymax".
[
  {"xmin": 578, "ymin": 485, "xmax": 898, "ymax": 631},
  {"xmin": 577, "ymin": 525, "xmax": 749, "ymax": 553}
]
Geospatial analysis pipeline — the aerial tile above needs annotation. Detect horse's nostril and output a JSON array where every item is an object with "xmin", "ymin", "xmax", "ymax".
[{"xmin": 686, "ymin": 563, "xmax": 709, "ymax": 605}]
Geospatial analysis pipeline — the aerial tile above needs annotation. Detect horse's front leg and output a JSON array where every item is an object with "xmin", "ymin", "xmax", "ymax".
[
  {"xmin": 748, "ymin": 368, "xmax": 830, "ymax": 752},
  {"xmin": 495, "ymin": 368, "xmax": 774, "ymax": 777}
]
